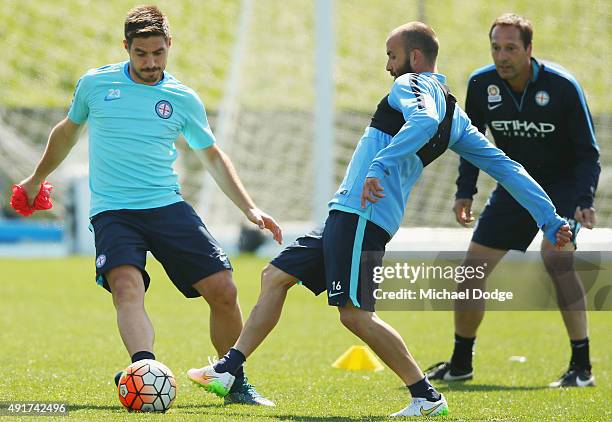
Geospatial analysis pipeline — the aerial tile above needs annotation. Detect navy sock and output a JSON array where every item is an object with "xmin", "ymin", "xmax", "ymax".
[
  {"xmin": 234, "ymin": 365, "xmax": 245, "ymax": 382},
  {"xmin": 450, "ymin": 333, "xmax": 475, "ymax": 372},
  {"xmin": 131, "ymin": 351, "xmax": 155, "ymax": 363},
  {"xmin": 213, "ymin": 348, "xmax": 246, "ymax": 376},
  {"xmin": 570, "ymin": 337, "xmax": 591, "ymax": 371},
  {"xmin": 407, "ymin": 377, "xmax": 441, "ymax": 402},
  {"xmin": 229, "ymin": 366, "xmax": 245, "ymax": 393}
]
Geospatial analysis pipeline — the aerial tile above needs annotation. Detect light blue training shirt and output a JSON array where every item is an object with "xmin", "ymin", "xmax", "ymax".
[
  {"xmin": 68, "ymin": 61, "xmax": 215, "ymax": 217},
  {"xmin": 329, "ymin": 72, "xmax": 565, "ymax": 244}
]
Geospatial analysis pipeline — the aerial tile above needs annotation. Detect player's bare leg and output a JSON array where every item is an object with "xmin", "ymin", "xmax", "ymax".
[
  {"xmin": 336, "ymin": 303, "xmax": 448, "ymax": 416},
  {"xmin": 338, "ymin": 302, "xmax": 422, "ymax": 385},
  {"xmin": 541, "ymin": 238, "xmax": 594, "ymax": 387},
  {"xmin": 233, "ymin": 264, "xmax": 297, "ymax": 357},
  {"xmin": 192, "ymin": 270, "xmax": 243, "ymax": 357},
  {"xmin": 540, "ymin": 239, "xmax": 587, "ymax": 339},
  {"xmin": 426, "ymin": 242, "xmax": 506, "ymax": 381},
  {"xmin": 189, "ymin": 269, "xmax": 277, "ymax": 405},
  {"xmin": 188, "ymin": 264, "xmax": 296, "ymax": 385},
  {"xmin": 107, "ymin": 265, "xmax": 154, "ymax": 356},
  {"xmin": 454, "ymin": 242, "xmax": 508, "ymax": 337}
]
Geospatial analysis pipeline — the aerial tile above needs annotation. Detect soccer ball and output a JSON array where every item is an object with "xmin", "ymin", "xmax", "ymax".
[{"xmin": 117, "ymin": 359, "xmax": 177, "ymax": 412}]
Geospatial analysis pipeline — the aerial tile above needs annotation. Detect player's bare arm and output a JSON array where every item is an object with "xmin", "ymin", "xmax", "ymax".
[
  {"xmin": 18, "ymin": 117, "xmax": 82, "ymax": 204},
  {"xmin": 196, "ymin": 145, "xmax": 282, "ymax": 243}
]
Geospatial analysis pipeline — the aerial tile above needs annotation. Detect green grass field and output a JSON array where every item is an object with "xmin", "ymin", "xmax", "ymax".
[{"xmin": 1, "ymin": 255, "xmax": 610, "ymax": 421}]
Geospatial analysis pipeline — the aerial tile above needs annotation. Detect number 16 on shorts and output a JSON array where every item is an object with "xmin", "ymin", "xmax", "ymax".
[{"xmin": 329, "ymin": 280, "xmax": 344, "ymax": 297}]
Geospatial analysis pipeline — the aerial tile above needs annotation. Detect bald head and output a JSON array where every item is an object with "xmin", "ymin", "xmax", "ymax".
[{"xmin": 388, "ymin": 22, "xmax": 439, "ymax": 67}]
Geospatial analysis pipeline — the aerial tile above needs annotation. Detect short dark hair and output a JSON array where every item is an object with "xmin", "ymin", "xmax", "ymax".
[
  {"xmin": 489, "ymin": 13, "xmax": 533, "ymax": 48},
  {"xmin": 397, "ymin": 22, "xmax": 439, "ymax": 66},
  {"xmin": 124, "ymin": 5, "xmax": 170, "ymax": 46}
]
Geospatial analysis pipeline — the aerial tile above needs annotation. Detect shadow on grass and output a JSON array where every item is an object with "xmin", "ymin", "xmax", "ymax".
[
  {"xmin": 178, "ymin": 410, "xmax": 389, "ymax": 421},
  {"xmin": 69, "ymin": 403, "xmax": 392, "ymax": 420},
  {"xmin": 272, "ymin": 416, "xmax": 389, "ymax": 421},
  {"xmin": 68, "ymin": 404, "xmax": 122, "ymax": 411},
  {"xmin": 68, "ymin": 402, "xmax": 225, "ymax": 411},
  {"xmin": 173, "ymin": 405, "xmax": 390, "ymax": 420},
  {"xmin": 397, "ymin": 383, "xmax": 548, "ymax": 392}
]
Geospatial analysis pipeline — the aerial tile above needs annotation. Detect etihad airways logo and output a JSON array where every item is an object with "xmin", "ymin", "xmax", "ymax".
[{"xmin": 491, "ymin": 120, "xmax": 556, "ymax": 138}]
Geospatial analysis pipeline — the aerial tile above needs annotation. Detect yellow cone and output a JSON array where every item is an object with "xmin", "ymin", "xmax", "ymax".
[{"xmin": 332, "ymin": 345, "xmax": 384, "ymax": 371}]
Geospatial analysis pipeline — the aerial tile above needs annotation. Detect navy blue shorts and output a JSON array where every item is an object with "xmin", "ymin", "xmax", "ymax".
[
  {"xmin": 91, "ymin": 201, "xmax": 232, "ymax": 298},
  {"xmin": 473, "ymin": 183, "xmax": 580, "ymax": 251},
  {"xmin": 270, "ymin": 210, "xmax": 390, "ymax": 312}
]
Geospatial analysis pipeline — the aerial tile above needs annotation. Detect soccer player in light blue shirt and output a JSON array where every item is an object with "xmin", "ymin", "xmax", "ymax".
[
  {"xmin": 191, "ymin": 22, "xmax": 573, "ymax": 418},
  {"xmin": 17, "ymin": 5, "xmax": 281, "ymax": 407},
  {"xmin": 67, "ymin": 59, "xmax": 217, "ymax": 217}
]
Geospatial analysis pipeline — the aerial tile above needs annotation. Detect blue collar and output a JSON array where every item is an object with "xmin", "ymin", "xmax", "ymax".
[{"xmin": 422, "ymin": 72, "xmax": 447, "ymax": 85}]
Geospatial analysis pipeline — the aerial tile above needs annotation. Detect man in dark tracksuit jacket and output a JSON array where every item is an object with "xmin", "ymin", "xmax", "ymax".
[{"xmin": 426, "ymin": 13, "xmax": 600, "ymax": 388}]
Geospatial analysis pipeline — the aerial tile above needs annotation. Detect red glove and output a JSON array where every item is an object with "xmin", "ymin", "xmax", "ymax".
[{"xmin": 10, "ymin": 181, "xmax": 54, "ymax": 217}]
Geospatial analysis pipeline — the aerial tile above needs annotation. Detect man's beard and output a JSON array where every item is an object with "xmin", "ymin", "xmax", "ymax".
[
  {"xmin": 135, "ymin": 67, "xmax": 162, "ymax": 83},
  {"xmin": 395, "ymin": 59, "xmax": 415, "ymax": 78}
]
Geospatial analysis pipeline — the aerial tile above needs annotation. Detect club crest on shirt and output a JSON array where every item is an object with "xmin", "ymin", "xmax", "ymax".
[
  {"xmin": 535, "ymin": 90, "xmax": 550, "ymax": 106},
  {"xmin": 487, "ymin": 84, "xmax": 501, "ymax": 103},
  {"xmin": 155, "ymin": 100, "xmax": 173, "ymax": 119}
]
